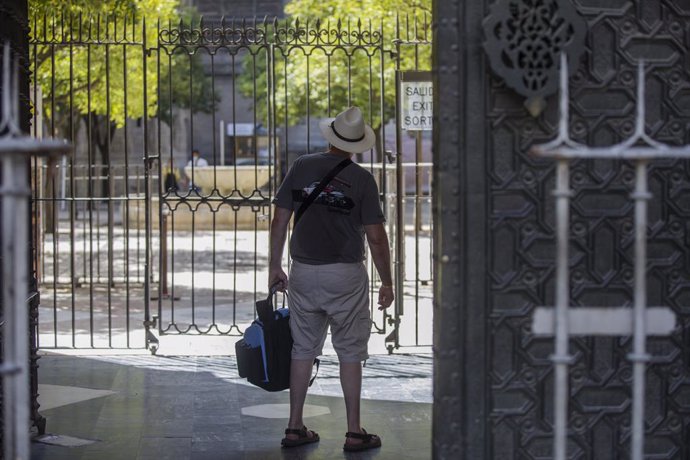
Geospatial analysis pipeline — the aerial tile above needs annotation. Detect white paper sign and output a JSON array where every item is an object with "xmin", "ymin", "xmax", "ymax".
[{"xmin": 400, "ymin": 80, "xmax": 433, "ymax": 131}]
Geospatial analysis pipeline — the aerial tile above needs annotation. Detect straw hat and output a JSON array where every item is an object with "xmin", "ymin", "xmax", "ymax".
[{"xmin": 319, "ymin": 106, "xmax": 376, "ymax": 153}]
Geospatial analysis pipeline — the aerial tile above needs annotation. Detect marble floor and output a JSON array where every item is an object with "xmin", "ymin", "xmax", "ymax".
[{"xmin": 31, "ymin": 353, "xmax": 432, "ymax": 460}]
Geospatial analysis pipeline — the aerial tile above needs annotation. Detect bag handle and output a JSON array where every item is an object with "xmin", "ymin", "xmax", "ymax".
[{"xmin": 257, "ymin": 283, "xmax": 288, "ymax": 323}]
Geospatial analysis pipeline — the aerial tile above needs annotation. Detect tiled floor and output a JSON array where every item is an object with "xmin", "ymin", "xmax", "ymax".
[{"xmin": 31, "ymin": 354, "xmax": 432, "ymax": 460}]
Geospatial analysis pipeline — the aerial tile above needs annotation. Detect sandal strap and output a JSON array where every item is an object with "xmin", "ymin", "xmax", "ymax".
[
  {"xmin": 285, "ymin": 427, "xmax": 307, "ymax": 436},
  {"xmin": 345, "ymin": 429, "xmax": 375, "ymax": 442},
  {"xmin": 285, "ymin": 426, "xmax": 315, "ymax": 437}
]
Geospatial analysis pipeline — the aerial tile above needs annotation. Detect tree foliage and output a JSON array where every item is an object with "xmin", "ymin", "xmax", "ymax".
[
  {"xmin": 31, "ymin": 0, "xmax": 175, "ymax": 129},
  {"xmin": 238, "ymin": 0, "xmax": 432, "ymax": 137},
  {"xmin": 29, "ymin": 0, "xmax": 215, "ymax": 146}
]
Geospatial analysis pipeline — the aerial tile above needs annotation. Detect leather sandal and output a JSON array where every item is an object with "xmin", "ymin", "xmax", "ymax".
[
  {"xmin": 343, "ymin": 428, "xmax": 382, "ymax": 452},
  {"xmin": 281, "ymin": 426, "xmax": 320, "ymax": 448}
]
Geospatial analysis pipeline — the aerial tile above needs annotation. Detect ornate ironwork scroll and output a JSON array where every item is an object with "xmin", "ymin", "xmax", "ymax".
[
  {"xmin": 438, "ymin": 0, "xmax": 690, "ymax": 458},
  {"xmin": 530, "ymin": 56, "xmax": 685, "ymax": 460},
  {"xmin": 158, "ymin": 16, "xmax": 383, "ymax": 47},
  {"xmin": 482, "ymin": 0, "xmax": 587, "ymax": 116}
]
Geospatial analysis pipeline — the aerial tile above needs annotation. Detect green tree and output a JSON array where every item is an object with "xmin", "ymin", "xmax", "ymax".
[
  {"xmin": 157, "ymin": 10, "xmax": 218, "ymax": 127},
  {"xmin": 30, "ymin": 0, "xmax": 215, "ymax": 166},
  {"xmin": 238, "ymin": 0, "xmax": 431, "ymax": 160}
]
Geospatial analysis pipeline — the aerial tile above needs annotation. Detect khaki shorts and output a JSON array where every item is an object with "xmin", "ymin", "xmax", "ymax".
[{"xmin": 288, "ymin": 260, "xmax": 371, "ymax": 363}]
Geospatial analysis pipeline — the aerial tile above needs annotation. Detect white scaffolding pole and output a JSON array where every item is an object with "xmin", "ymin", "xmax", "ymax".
[{"xmin": 0, "ymin": 42, "xmax": 71, "ymax": 460}]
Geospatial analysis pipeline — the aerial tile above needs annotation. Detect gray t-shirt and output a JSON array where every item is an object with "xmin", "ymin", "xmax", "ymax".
[{"xmin": 273, "ymin": 152, "xmax": 385, "ymax": 265}]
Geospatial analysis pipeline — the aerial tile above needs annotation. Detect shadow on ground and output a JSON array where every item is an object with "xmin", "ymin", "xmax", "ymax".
[{"xmin": 31, "ymin": 354, "xmax": 432, "ymax": 460}]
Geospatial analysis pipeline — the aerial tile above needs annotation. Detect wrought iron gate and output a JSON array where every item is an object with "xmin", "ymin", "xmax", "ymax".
[{"xmin": 30, "ymin": 13, "xmax": 432, "ymax": 352}]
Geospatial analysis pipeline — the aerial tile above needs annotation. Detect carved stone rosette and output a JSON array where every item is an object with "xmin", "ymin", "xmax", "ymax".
[{"xmin": 482, "ymin": 0, "xmax": 587, "ymax": 116}]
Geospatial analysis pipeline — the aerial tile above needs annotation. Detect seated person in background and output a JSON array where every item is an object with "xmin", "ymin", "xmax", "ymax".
[{"xmin": 186, "ymin": 148, "xmax": 208, "ymax": 192}]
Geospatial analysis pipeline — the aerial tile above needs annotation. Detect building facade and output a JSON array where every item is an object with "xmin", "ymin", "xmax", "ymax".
[{"xmin": 185, "ymin": 0, "xmax": 286, "ymax": 19}]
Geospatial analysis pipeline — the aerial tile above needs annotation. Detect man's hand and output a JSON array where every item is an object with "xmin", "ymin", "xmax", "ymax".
[
  {"xmin": 365, "ymin": 223, "xmax": 394, "ymax": 311},
  {"xmin": 269, "ymin": 266, "xmax": 288, "ymax": 292},
  {"xmin": 378, "ymin": 285, "xmax": 394, "ymax": 310}
]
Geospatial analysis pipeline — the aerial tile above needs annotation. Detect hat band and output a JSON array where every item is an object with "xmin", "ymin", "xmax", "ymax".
[{"xmin": 330, "ymin": 121, "xmax": 365, "ymax": 143}]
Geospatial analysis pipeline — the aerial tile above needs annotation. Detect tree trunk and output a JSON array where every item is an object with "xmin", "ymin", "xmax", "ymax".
[{"xmin": 90, "ymin": 113, "xmax": 116, "ymax": 200}]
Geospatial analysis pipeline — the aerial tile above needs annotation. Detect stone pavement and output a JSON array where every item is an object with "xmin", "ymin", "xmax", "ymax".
[
  {"xmin": 33, "ymin": 218, "xmax": 433, "ymax": 458},
  {"xmin": 31, "ymin": 353, "xmax": 432, "ymax": 460}
]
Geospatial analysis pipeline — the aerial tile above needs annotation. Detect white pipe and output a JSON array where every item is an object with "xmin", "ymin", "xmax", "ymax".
[
  {"xmin": 552, "ymin": 159, "xmax": 571, "ymax": 460},
  {"xmin": 220, "ymin": 120, "xmax": 225, "ymax": 166},
  {"xmin": 630, "ymin": 160, "xmax": 650, "ymax": 460},
  {"xmin": 2, "ymin": 154, "xmax": 31, "ymax": 460},
  {"xmin": 60, "ymin": 154, "xmax": 67, "ymax": 211}
]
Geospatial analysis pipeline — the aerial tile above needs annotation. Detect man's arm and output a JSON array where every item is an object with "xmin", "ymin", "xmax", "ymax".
[
  {"xmin": 364, "ymin": 223, "xmax": 394, "ymax": 310},
  {"xmin": 269, "ymin": 206, "xmax": 293, "ymax": 291}
]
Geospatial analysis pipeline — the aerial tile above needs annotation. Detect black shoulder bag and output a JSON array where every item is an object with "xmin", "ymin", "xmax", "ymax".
[
  {"xmin": 236, "ymin": 285, "xmax": 319, "ymax": 392},
  {"xmin": 294, "ymin": 158, "xmax": 353, "ymax": 225}
]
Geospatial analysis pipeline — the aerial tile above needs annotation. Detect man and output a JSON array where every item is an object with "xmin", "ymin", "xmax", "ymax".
[
  {"xmin": 269, "ymin": 106, "xmax": 394, "ymax": 452},
  {"xmin": 186, "ymin": 148, "xmax": 208, "ymax": 191}
]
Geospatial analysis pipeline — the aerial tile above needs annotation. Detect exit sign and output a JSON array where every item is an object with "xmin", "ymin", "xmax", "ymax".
[{"xmin": 399, "ymin": 71, "xmax": 433, "ymax": 131}]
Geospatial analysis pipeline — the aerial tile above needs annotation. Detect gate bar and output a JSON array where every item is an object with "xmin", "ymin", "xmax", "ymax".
[
  {"xmin": 142, "ymin": 18, "xmax": 153, "ymax": 349},
  {"xmin": 1, "ymin": 145, "xmax": 31, "ymax": 460},
  {"xmin": 531, "ymin": 56, "xmax": 690, "ymax": 460},
  {"xmin": 630, "ymin": 160, "xmax": 651, "ymax": 460},
  {"xmin": 552, "ymin": 159, "xmax": 571, "ymax": 460},
  {"xmin": 0, "ymin": 42, "xmax": 71, "ymax": 460}
]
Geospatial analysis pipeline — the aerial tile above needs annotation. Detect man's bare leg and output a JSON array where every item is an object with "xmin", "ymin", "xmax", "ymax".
[
  {"xmin": 340, "ymin": 361, "xmax": 364, "ymax": 444},
  {"xmin": 286, "ymin": 358, "xmax": 317, "ymax": 440}
]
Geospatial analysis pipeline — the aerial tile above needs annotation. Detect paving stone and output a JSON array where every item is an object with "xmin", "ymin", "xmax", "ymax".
[{"xmin": 32, "ymin": 354, "xmax": 432, "ymax": 460}]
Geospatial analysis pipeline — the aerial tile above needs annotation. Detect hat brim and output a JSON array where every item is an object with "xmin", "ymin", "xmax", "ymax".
[{"xmin": 319, "ymin": 118, "xmax": 376, "ymax": 154}]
